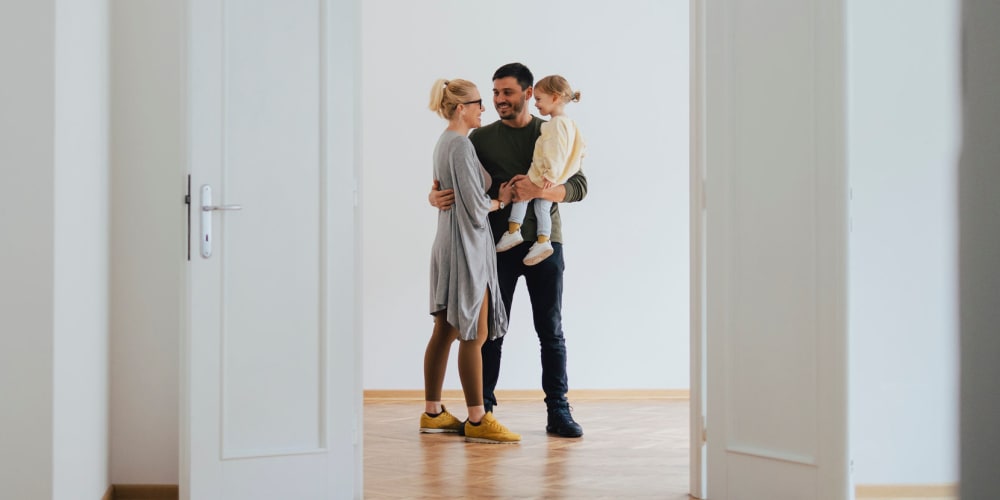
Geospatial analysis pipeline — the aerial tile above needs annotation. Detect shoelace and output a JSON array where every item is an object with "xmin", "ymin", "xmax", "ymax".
[
  {"xmin": 550, "ymin": 405, "xmax": 576, "ymax": 420},
  {"xmin": 553, "ymin": 404, "xmax": 573, "ymax": 413}
]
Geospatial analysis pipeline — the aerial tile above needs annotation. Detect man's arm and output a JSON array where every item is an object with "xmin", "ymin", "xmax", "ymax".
[
  {"xmin": 561, "ymin": 168, "xmax": 588, "ymax": 203},
  {"xmin": 429, "ymin": 180, "xmax": 455, "ymax": 211},
  {"xmin": 510, "ymin": 168, "xmax": 588, "ymax": 203}
]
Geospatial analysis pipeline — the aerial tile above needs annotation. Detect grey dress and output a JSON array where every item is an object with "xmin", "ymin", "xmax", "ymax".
[{"xmin": 429, "ymin": 130, "xmax": 508, "ymax": 341}]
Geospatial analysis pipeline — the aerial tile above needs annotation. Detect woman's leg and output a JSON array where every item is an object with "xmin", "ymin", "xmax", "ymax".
[
  {"xmin": 424, "ymin": 311, "xmax": 458, "ymax": 414},
  {"xmin": 458, "ymin": 290, "xmax": 490, "ymax": 422},
  {"xmin": 460, "ymin": 289, "xmax": 521, "ymax": 443}
]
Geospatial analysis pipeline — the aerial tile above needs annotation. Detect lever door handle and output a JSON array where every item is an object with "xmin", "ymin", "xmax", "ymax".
[
  {"xmin": 200, "ymin": 184, "xmax": 241, "ymax": 258},
  {"xmin": 202, "ymin": 204, "xmax": 243, "ymax": 212}
]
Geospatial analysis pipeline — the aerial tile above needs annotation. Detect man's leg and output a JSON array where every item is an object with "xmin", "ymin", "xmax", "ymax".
[
  {"xmin": 483, "ymin": 245, "xmax": 523, "ymax": 412},
  {"xmin": 523, "ymin": 242, "xmax": 582, "ymax": 437}
]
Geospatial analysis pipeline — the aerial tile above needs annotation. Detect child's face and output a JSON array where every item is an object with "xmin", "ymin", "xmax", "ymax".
[{"xmin": 533, "ymin": 90, "xmax": 560, "ymax": 117}]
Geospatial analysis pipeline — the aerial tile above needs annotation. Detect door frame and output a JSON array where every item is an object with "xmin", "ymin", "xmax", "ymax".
[
  {"xmin": 689, "ymin": 0, "xmax": 707, "ymax": 498},
  {"xmin": 169, "ymin": 0, "xmax": 717, "ymax": 497}
]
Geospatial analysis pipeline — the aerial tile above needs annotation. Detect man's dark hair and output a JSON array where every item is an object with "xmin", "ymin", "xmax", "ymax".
[{"xmin": 492, "ymin": 62, "xmax": 534, "ymax": 90}]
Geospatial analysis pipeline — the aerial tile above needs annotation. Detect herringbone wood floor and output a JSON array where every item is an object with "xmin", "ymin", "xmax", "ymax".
[{"xmin": 364, "ymin": 396, "xmax": 692, "ymax": 499}]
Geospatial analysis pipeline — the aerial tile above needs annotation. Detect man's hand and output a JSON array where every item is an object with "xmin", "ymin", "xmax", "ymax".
[
  {"xmin": 510, "ymin": 174, "xmax": 567, "ymax": 203},
  {"xmin": 429, "ymin": 180, "xmax": 455, "ymax": 211}
]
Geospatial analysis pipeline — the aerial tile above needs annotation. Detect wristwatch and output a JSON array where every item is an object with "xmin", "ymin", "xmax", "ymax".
[{"xmin": 498, "ymin": 200, "xmax": 505, "ymax": 210}]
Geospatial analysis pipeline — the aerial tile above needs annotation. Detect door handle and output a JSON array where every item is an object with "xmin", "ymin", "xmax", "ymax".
[{"xmin": 200, "ymin": 184, "xmax": 242, "ymax": 258}]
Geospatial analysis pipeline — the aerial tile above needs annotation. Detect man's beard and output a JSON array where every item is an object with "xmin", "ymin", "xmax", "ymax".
[{"xmin": 497, "ymin": 95, "xmax": 526, "ymax": 119}]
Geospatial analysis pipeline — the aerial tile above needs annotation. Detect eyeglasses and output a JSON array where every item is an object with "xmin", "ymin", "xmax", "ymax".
[{"xmin": 460, "ymin": 99, "xmax": 483, "ymax": 109}]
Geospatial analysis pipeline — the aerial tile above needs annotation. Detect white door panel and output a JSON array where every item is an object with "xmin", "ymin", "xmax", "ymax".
[
  {"xmin": 185, "ymin": 0, "xmax": 359, "ymax": 498},
  {"xmin": 703, "ymin": 0, "xmax": 849, "ymax": 498}
]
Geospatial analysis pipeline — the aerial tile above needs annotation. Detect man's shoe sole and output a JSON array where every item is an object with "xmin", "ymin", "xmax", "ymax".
[{"xmin": 546, "ymin": 426, "xmax": 583, "ymax": 438}]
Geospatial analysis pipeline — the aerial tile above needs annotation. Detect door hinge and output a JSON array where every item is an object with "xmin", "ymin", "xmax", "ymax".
[{"xmin": 185, "ymin": 174, "xmax": 192, "ymax": 261}]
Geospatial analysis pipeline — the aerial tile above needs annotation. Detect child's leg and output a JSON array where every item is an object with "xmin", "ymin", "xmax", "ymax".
[
  {"xmin": 507, "ymin": 200, "xmax": 528, "ymax": 233},
  {"xmin": 523, "ymin": 199, "xmax": 555, "ymax": 266},
  {"xmin": 533, "ymin": 199, "xmax": 554, "ymax": 243},
  {"xmin": 497, "ymin": 201, "xmax": 527, "ymax": 252}
]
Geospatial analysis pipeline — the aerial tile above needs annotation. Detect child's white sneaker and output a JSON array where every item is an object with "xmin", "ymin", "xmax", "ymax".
[
  {"xmin": 496, "ymin": 230, "xmax": 524, "ymax": 252},
  {"xmin": 523, "ymin": 241, "xmax": 554, "ymax": 266}
]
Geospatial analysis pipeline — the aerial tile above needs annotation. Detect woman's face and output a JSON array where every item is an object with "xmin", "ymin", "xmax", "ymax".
[{"xmin": 460, "ymin": 91, "xmax": 484, "ymax": 129}]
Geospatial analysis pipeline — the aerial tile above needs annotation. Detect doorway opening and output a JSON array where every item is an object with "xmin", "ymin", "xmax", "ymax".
[{"xmin": 359, "ymin": 0, "xmax": 699, "ymax": 498}]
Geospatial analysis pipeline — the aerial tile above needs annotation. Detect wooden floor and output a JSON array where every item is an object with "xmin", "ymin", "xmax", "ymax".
[
  {"xmin": 364, "ymin": 397, "xmax": 692, "ymax": 499},
  {"xmin": 364, "ymin": 396, "xmax": 957, "ymax": 500}
]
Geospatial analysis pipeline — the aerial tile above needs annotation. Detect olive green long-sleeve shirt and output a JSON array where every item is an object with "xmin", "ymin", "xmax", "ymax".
[{"xmin": 469, "ymin": 116, "xmax": 588, "ymax": 244}]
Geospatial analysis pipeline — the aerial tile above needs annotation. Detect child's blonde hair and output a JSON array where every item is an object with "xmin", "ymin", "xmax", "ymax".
[{"xmin": 534, "ymin": 75, "xmax": 580, "ymax": 103}]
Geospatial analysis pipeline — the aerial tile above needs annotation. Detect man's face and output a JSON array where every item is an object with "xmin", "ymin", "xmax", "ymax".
[{"xmin": 492, "ymin": 76, "xmax": 531, "ymax": 120}]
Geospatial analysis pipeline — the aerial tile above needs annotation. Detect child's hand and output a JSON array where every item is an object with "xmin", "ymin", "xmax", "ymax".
[{"xmin": 542, "ymin": 179, "xmax": 555, "ymax": 190}]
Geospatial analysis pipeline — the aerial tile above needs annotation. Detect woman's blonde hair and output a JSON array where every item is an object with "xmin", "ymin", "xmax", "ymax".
[
  {"xmin": 534, "ymin": 75, "xmax": 581, "ymax": 103},
  {"xmin": 428, "ymin": 78, "xmax": 478, "ymax": 119}
]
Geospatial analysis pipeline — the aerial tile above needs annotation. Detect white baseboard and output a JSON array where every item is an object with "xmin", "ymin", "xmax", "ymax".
[
  {"xmin": 855, "ymin": 484, "xmax": 958, "ymax": 499},
  {"xmin": 364, "ymin": 388, "xmax": 689, "ymax": 401}
]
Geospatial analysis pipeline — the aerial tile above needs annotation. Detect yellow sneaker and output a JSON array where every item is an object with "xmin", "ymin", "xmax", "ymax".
[
  {"xmin": 464, "ymin": 412, "xmax": 521, "ymax": 444},
  {"xmin": 419, "ymin": 406, "xmax": 464, "ymax": 433}
]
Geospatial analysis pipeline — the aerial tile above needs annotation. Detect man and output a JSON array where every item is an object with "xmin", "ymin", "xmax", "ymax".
[{"xmin": 430, "ymin": 63, "xmax": 587, "ymax": 437}]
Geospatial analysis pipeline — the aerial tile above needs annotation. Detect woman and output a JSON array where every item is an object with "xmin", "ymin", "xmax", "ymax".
[{"xmin": 420, "ymin": 78, "xmax": 520, "ymax": 444}]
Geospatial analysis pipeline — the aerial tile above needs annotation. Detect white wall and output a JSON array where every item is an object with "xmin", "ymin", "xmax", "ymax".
[
  {"xmin": 0, "ymin": 1, "xmax": 110, "ymax": 498},
  {"xmin": 108, "ymin": 0, "xmax": 183, "ymax": 484},
  {"xmin": 847, "ymin": 0, "xmax": 960, "ymax": 485},
  {"xmin": 361, "ymin": 0, "xmax": 690, "ymax": 391}
]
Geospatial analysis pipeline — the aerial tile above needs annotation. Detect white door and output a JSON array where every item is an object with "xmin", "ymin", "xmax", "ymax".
[
  {"xmin": 701, "ymin": 0, "xmax": 850, "ymax": 498},
  {"xmin": 183, "ymin": 1, "xmax": 361, "ymax": 499}
]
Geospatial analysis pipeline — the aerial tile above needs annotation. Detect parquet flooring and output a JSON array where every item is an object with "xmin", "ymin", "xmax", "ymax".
[{"xmin": 364, "ymin": 396, "xmax": 692, "ymax": 499}]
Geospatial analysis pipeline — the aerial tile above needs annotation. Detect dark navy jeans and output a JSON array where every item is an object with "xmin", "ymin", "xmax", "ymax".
[{"xmin": 483, "ymin": 241, "xmax": 568, "ymax": 411}]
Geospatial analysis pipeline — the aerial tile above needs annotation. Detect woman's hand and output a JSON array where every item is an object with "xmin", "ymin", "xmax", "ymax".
[
  {"xmin": 429, "ymin": 180, "xmax": 455, "ymax": 211},
  {"xmin": 498, "ymin": 180, "xmax": 515, "ymax": 206}
]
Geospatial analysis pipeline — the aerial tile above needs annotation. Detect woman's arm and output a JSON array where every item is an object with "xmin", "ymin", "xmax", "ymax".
[{"xmin": 436, "ymin": 173, "xmax": 512, "ymax": 211}]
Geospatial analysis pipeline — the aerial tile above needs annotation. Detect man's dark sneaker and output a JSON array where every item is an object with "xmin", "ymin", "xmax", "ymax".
[{"xmin": 546, "ymin": 404, "xmax": 583, "ymax": 437}]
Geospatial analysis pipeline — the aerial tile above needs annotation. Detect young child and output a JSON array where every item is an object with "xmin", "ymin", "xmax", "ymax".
[{"xmin": 495, "ymin": 75, "xmax": 587, "ymax": 265}]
